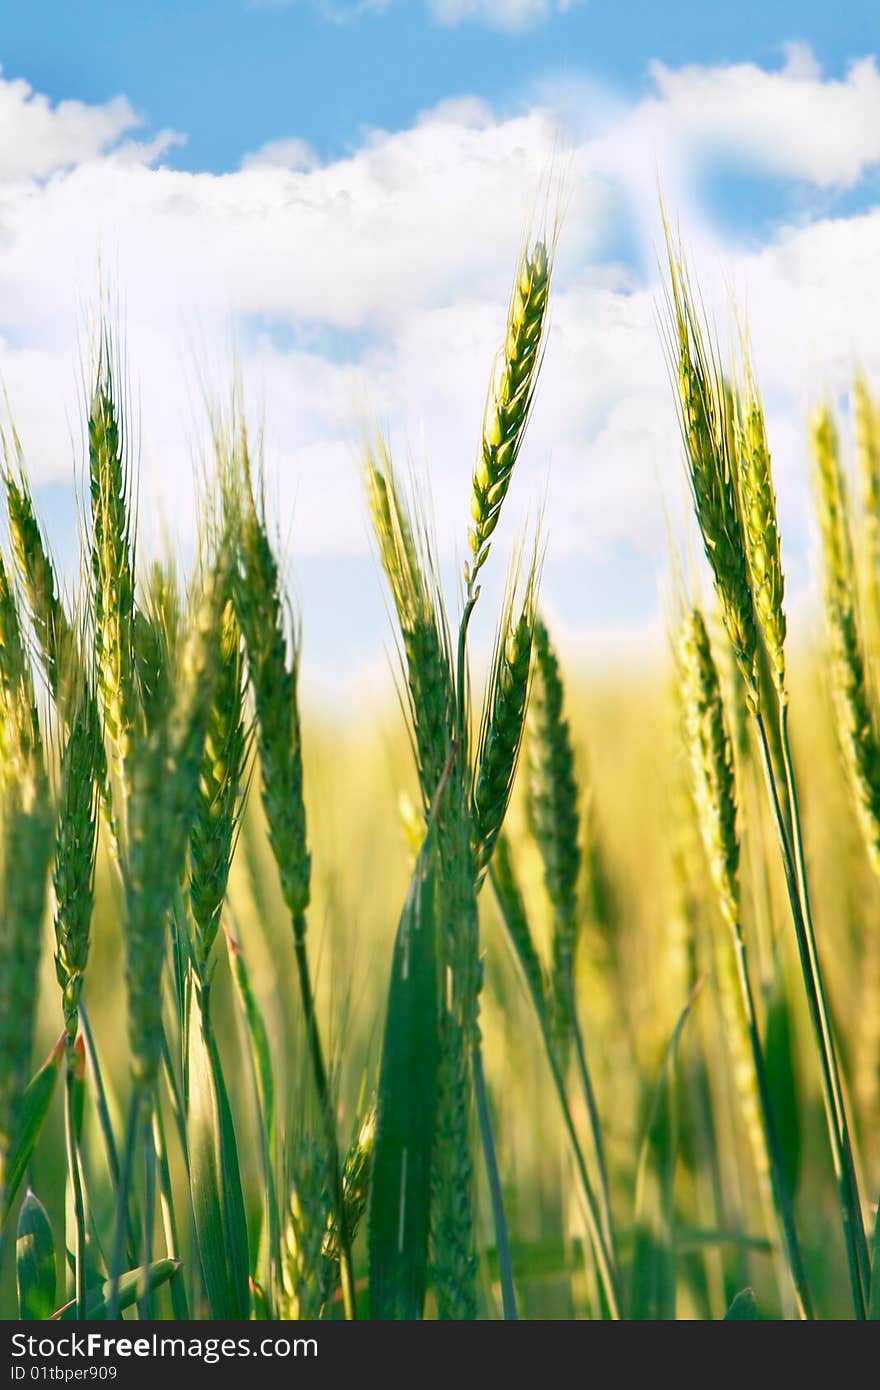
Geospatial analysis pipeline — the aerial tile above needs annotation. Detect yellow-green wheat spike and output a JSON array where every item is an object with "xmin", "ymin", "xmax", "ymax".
[
  {"xmin": 811, "ymin": 403, "xmax": 880, "ymax": 873},
  {"xmin": 0, "ymin": 552, "xmax": 42, "ymax": 789},
  {"xmin": 234, "ymin": 434, "xmax": 311, "ymax": 926},
  {"xmin": 735, "ymin": 371, "xmax": 787, "ymax": 701},
  {"xmin": 431, "ymin": 1013, "xmax": 478, "ymax": 1320},
  {"xmin": 53, "ymin": 689, "xmax": 100, "ymax": 1053},
  {"xmin": 89, "ymin": 346, "xmax": 137, "ymax": 778},
  {"xmin": 134, "ymin": 558, "xmax": 181, "ymax": 734},
  {"xmin": 468, "ymin": 238, "xmax": 550, "ymax": 581},
  {"xmin": 189, "ymin": 595, "xmax": 247, "ymax": 974},
  {"xmin": 3, "ymin": 454, "xmax": 75, "ymax": 706},
  {"xmin": 472, "ymin": 575, "xmax": 535, "ymax": 876},
  {"xmin": 124, "ymin": 563, "xmax": 222, "ymax": 1087},
  {"xmin": 0, "ymin": 772, "xmax": 53, "ymax": 1209},
  {"xmin": 366, "ymin": 441, "xmax": 456, "ymax": 811},
  {"xmin": 853, "ymin": 372, "xmax": 880, "ymax": 663},
  {"xmin": 662, "ymin": 237, "xmax": 761, "ymax": 713},
  {"xmin": 526, "ymin": 616, "xmax": 582, "ymax": 1030},
  {"xmin": 280, "ymin": 1136, "xmax": 332, "ymax": 1321}
]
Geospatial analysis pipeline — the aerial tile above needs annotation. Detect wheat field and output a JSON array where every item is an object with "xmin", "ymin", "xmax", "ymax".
[{"xmin": 2, "ymin": 220, "xmax": 880, "ymax": 1322}]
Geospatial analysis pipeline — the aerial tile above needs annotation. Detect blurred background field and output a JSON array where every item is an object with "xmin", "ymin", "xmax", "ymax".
[{"xmin": 12, "ymin": 637, "xmax": 876, "ymax": 1319}]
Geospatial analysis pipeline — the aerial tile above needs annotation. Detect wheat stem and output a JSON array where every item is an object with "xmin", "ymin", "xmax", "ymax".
[
  {"xmin": 755, "ymin": 711, "xmax": 867, "ymax": 1316},
  {"xmin": 138, "ymin": 1113, "xmax": 157, "ymax": 1319},
  {"xmin": 152, "ymin": 1102, "xmax": 190, "ymax": 1319},
  {"xmin": 108, "ymin": 1085, "xmax": 144, "ymax": 1320},
  {"xmin": 471, "ymin": 1040, "xmax": 517, "ymax": 1318},
  {"xmin": 777, "ymin": 705, "xmax": 870, "ymax": 1306},
  {"xmin": 292, "ymin": 915, "xmax": 358, "ymax": 1321},
  {"xmin": 566, "ymin": 978, "xmax": 616, "ymax": 1263},
  {"xmin": 489, "ymin": 860, "xmax": 622, "ymax": 1318},
  {"xmin": 63, "ymin": 1065, "xmax": 87, "ymax": 1320}
]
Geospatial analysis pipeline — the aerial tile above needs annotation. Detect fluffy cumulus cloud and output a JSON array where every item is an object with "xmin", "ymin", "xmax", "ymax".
[
  {"xmin": 1, "ymin": 46, "xmax": 879, "ymax": 700},
  {"xmin": 650, "ymin": 43, "xmax": 880, "ymax": 188},
  {"xmin": 0, "ymin": 67, "xmax": 141, "ymax": 179}
]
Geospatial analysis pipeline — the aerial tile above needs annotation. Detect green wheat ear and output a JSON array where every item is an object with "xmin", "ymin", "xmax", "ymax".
[
  {"xmin": 472, "ymin": 558, "xmax": 537, "ymax": 876},
  {"xmin": 526, "ymin": 617, "xmax": 581, "ymax": 954},
  {"xmin": 662, "ymin": 232, "xmax": 760, "ymax": 713},
  {"xmin": 811, "ymin": 402, "xmax": 880, "ymax": 871},
  {"xmin": 2, "ymin": 437, "xmax": 75, "ymax": 705},
  {"xmin": 124, "ymin": 558, "xmax": 224, "ymax": 1087},
  {"xmin": 365, "ymin": 436, "xmax": 456, "ymax": 810},
  {"xmin": 89, "ymin": 332, "xmax": 137, "ymax": 777},
  {"xmin": 53, "ymin": 683, "xmax": 100, "ymax": 1053},
  {"xmin": 234, "ymin": 429, "xmax": 311, "ymax": 927},
  {"xmin": 853, "ymin": 372, "xmax": 880, "ymax": 657},
  {"xmin": 189, "ymin": 593, "xmax": 247, "ymax": 974},
  {"xmin": 734, "ymin": 359, "xmax": 787, "ymax": 701},
  {"xmin": 0, "ymin": 551, "xmax": 43, "ymax": 787},
  {"xmin": 679, "ymin": 607, "xmax": 740, "ymax": 927},
  {"xmin": 0, "ymin": 772, "xmax": 53, "ymax": 1208},
  {"xmin": 468, "ymin": 237, "xmax": 551, "ymax": 582},
  {"xmin": 0, "ymin": 553, "xmax": 52, "ymax": 1206}
]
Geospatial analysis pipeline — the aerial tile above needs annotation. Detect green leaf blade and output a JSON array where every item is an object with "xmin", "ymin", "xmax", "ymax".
[
  {"xmin": 16, "ymin": 1190, "xmax": 56, "ymax": 1320},
  {"xmin": 630, "ymin": 990, "xmax": 697, "ymax": 1320},
  {"xmin": 368, "ymin": 845, "xmax": 441, "ymax": 1319},
  {"xmin": 4, "ymin": 1038, "xmax": 64, "ymax": 1219},
  {"xmin": 186, "ymin": 995, "xmax": 237, "ymax": 1319},
  {"xmin": 54, "ymin": 1260, "xmax": 180, "ymax": 1320},
  {"xmin": 724, "ymin": 1287, "xmax": 759, "ymax": 1320}
]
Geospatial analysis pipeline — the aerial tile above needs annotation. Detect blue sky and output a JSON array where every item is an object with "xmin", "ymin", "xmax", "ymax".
[
  {"xmin": 1, "ymin": 3, "xmax": 880, "ymax": 706},
  {"xmin": 3, "ymin": 1, "xmax": 875, "ymax": 172}
]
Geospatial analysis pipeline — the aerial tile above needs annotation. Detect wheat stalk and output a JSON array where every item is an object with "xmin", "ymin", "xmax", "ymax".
[
  {"xmin": 679, "ymin": 604, "xmax": 812, "ymax": 1318},
  {"xmin": 664, "ymin": 235, "xmax": 869, "ymax": 1316}
]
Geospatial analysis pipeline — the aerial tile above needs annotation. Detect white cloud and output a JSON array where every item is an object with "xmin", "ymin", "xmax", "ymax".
[
  {"xmin": 240, "ymin": 137, "xmax": 319, "ymax": 171},
  {"xmin": 1, "ymin": 48, "xmax": 879, "ymax": 699},
  {"xmin": 649, "ymin": 46, "xmax": 880, "ymax": 188},
  {"xmin": 429, "ymin": 0, "xmax": 582, "ymax": 29},
  {"xmin": 0, "ymin": 67, "xmax": 142, "ymax": 180}
]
